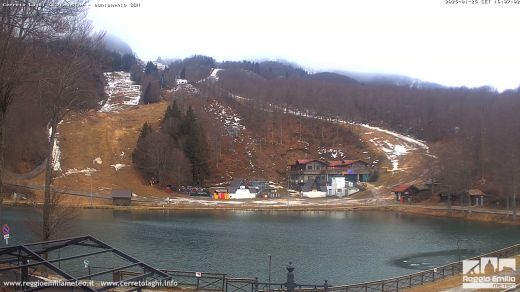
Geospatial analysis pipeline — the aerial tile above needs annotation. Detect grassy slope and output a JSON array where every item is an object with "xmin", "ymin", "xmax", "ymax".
[
  {"xmin": 20, "ymin": 102, "xmax": 169, "ymax": 199},
  {"xmin": 15, "ymin": 93, "xmax": 417, "ymax": 202}
]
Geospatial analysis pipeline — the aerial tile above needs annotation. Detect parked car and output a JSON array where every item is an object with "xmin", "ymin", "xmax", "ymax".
[{"xmin": 189, "ymin": 189, "xmax": 211, "ymax": 197}]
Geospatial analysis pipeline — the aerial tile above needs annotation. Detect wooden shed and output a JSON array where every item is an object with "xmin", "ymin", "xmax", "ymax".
[
  {"xmin": 467, "ymin": 189, "xmax": 486, "ymax": 206},
  {"xmin": 112, "ymin": 189, "xmax": 132, "ymax": 206},
  {"xmin": 392, "ymin": 184, "xmax": 419, "ymax": 203}
]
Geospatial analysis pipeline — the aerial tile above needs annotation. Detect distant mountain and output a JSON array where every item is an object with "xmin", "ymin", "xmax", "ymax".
[
  {"xmin": 308, "ymin": 72, "xmax": 359, "ymax": 85},
  {"xmin": 103, "ymin": 34, "xmax": 133, "ymax": 55},
  {"xmin": 219, "ymin": 60, "xmax": 307, "ymax": 80},
  {"xmin": 335, "ymin": 71, "xmax": 445, "ymax": 89}
]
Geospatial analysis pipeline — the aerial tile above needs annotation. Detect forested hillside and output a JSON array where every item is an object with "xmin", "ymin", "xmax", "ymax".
[{"xmin": 212, "ymin": 60, "xmax": 520, "ymax": 201}]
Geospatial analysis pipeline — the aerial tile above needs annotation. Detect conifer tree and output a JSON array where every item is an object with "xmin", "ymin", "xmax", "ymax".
[
  {"xmin": 132, "ymin": 122, "xmax": 152, "ymax": 163},
  {"xmin": 142, "ymin": 82, "xmax": 151, "ymax": 104},
  {"xmin": 180, "ymin": 67, "xmax": 186, "ymax": 79},
  {"xmin": 145, "ymin": 61, "xmax": 158, "ymax": 74},
  {"xmin": 162, "ymin": 100, "xmax": 183, "ymax": 141},
  {"xmin": 182, "ymin": 106, "xmax": 210, "ymax": 185}
]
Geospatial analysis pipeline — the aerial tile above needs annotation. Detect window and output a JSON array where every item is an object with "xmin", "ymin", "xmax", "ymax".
[
  {"xmin": 337, "ymin": 189, "xmax": 342, "ymax": 193},
  {"xmin": 307, "ymin": 165, "xmax": 313, "ymax": 170}
]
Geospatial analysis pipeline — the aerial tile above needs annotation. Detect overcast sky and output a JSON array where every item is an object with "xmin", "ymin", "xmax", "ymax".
[{"xmin": 88, "ymin": 0, "xmax": 520, "ymax": 91}]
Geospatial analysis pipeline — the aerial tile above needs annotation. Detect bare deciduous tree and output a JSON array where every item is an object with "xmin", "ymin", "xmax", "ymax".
[
  {"xmin": 0, "ymin": 0, "xmax": 89, "ymax": 206},
  {"xmin": 37, "ymin": 20, "xmax": 104, "ymax": 241}
]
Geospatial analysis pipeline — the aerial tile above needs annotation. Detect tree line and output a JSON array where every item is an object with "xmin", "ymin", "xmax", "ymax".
[
  {"xmin": 132, "ymin": 100, "xmax": 210, "ymax": 186},
  {"xmin": 0, "ymin": 0, "xmax": 115, "ymax": 240}
]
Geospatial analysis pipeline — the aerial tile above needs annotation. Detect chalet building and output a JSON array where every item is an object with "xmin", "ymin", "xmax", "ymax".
[
  {"xmin": 288, "ymin": 159, "xmax": 370, "ymax": 188},
  {"xmin": 328, "ymin": 160, "xmax": 370, "ymax": 182},
  {"xmin": 392, "ymin": 184, "xmax": 419, "ymax": 202},
  {"xmin": 289, "ymin": 160, "xmax": 328, "ymax": 186},
  {"xmin": 326, "ymin": 177, "xmax": 358, "ymax": 197},
  {"xmin": 152, "ymin": 61, "xmax": 167, "ymax": 71},
  {"xmin": 111, "ymin": 189, "xmax": 132, "ymax": 206}
]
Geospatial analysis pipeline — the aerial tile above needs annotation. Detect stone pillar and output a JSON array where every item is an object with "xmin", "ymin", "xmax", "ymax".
[{"xmin": 284, "ymin": 262, "xmax": 297, "ymax": 292}]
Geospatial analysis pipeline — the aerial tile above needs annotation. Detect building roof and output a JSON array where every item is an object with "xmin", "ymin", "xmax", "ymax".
[
  {"xmin": 327, "ymin": 160, "xmax": 364, "ymax": 167},
  {"xmin": 301, "ymin": 178, "xmax": 326, "ymax": 192},
  {"xmin": 467, "ymin": 189, "xmax": 486, "ymax": 197},
  {"xmin": 288, "ymin": 159, "xmax": 327, "ymax": 166},
  {"xmin": 228, "ymin": 178, "xmax": 246, "ymax": 193},
  {"xmin": 112, "ymin": 189, "xmax": 132, "ymax": 199},
  {"xmin": 391, "ymin": 184, "xmax": 416, "ymax": 193},
  {"xmin": 228, "ymin": 178, "xmax": 262, "ymax": 193},
  {"xmin": 289, "ymin": 159, "xmax": 367, "ymax": 167}
]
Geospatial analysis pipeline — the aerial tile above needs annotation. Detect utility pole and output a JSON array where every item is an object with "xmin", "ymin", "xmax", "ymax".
[
  {"xmin": 268, "ymin": 254, "xmax": 271, "ymax": 292},
  {"xmin": 448, "ymin": 193, "xmax": 452, "ymax": 216},
  {"xmin": 512, "ymin": 151, "xmax": 517, "ymax": 221},
  {"xmin": 279, "ymin": 118, "xmax": 283, "ymax": 145}
]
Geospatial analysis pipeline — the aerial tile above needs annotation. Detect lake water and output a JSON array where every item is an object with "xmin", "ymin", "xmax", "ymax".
[{"xmin": 1, "ymin": 207, "xmax": 519, "ymax": 285}]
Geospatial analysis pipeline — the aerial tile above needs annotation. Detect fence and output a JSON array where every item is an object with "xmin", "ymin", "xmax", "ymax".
[{"xmin": 114, "ymin": 243, "xmax": 520, "ymax": 292}]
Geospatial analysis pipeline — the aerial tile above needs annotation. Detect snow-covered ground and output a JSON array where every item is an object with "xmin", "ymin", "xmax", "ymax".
[
  {"xmin": 206, "ymin": 100, "xmax": 258, "ymax": 171},
  {"xmin": 318, "ymin": 148, "xmax": 345, "ymax": 159},
  {"xmin": 209, "ymin": 68, "xmax": 222, "ymax": 80},
  {"xmin": 49, "ymin": 121, "xmax": 64, "ymax": 172},
  {"xmin": 355, "ymin": 123, "xmax": 428, "ymax": 150},
  {"xmin": 111, "ymin": 163, "xmax": 126, "ymax": 171},
  {"xmin": 228, "ymin": 97, "xmax": 429, "ymax": 173},
  {"xmin": 174, "ymin": 83, "xmax": 200, "ymax": 95},
  {"xmin": 368, "ymin": 137, "xmax": 415, "ymax": 172},
  {"xmin": 50, "ymin": 130, "xmax": 61, "ymax": 172},
  {"xmin": 63, "ymin": 168, "xmax": 97, "ymax": 176},
  {"xmin": 99, "ymin": 71, "xmax": 141, "ymax": 113},
  {"xmin": 244, "ymin": 136, "xmax": 256, "ymax": 171},
  {"xmin": 205, "ymin": 100, "xmax": 245, "ymax": 137},
  {"xmin": 198, "ymin": 68, "xmax": 222, "ymax": 83}
]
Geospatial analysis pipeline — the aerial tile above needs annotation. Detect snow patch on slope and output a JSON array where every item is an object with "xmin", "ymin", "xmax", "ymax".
[
  {"xmin": 174, "ymin": 83, "xmax": 199, "ymax": 95},
  {"xmin": 229, "ymin": 96, "xmax": 430, "ymax": 173},
  {"xmin": 368, "ymin": 138, "xmax": 415, "ymax": 172},
  {"xmin": 100, "ymin": 71, "xmax": 141, "ymax": 113},
  {"xmin": 205, "ymin": 100, "xmax": 245, "ymax": 137},
  {"xmin": 356, "ymin": 123, "xmax": 428, "ymax": 150},
  {"xmin": 318, "ymin": 148, "xmax": 345, "ymax": 159},
  {"xmin": 111, "ymin": 164, "xmax": 126, "ymax": 171},
  {"xmin": 48, "ymin": 123, "xmax": 62, "ymax": 172},
  {"xmin": 64, "ymin": 168, "xmax": 96, "ymax": 176}
]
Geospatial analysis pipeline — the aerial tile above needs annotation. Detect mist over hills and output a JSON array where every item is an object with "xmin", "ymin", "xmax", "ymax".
[
  {"xmin": 103, "ymin": 34, "xmax": 133, "ymax": 55},
  {"xmin": 333, "ymin": 71, "xmax": 445, "ymax": 89}
]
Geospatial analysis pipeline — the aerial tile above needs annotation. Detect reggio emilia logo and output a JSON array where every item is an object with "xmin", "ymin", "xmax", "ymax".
[{"xmin": 462, "ymin": 257, "xmax": 517, "ymax": 289}]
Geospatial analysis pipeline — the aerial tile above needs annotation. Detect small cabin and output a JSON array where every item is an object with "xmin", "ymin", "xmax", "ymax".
[
  {"xmin": 392, "ymin": 184, "xmax": 419, "ymax": 203},
  {"xmin": 467, "ymin": 189, "xmax": 486, "ymax": 206},
  {"xmin": 112, "ymin": 189, "xmax": 132, "ymax": 206}
]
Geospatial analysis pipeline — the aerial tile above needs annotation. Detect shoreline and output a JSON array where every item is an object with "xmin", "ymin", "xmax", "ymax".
[{"xmin": 3, "ymin": 200, "xmax": 519, "ymax": 225}]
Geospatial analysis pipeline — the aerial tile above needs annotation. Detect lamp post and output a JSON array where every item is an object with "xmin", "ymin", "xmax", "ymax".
[
  {"xmin": 268, "ymin": 254, "xmax": 271, "ymax": 292},
  {"xmin": 90, "ymin": 159, "xmax": 95, "ymax": 207}
]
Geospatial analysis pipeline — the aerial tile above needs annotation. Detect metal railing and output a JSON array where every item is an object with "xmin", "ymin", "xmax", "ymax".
[{"xmin": 115, "ymin": 243, "xmax": 520, "ymax": 292}]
